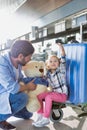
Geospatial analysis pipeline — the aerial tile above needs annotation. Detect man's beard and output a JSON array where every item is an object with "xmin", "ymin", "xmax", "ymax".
[{"xmin": 17, "ymin": 60, "xmax": 26, "ymax": 66}]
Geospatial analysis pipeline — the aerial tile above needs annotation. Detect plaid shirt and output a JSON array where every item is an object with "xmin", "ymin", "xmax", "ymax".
[{"xmin": 46, "ymin": 56, "xmax": 68, "ymax": 95}]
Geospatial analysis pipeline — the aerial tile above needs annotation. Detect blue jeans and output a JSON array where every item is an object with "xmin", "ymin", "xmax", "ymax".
[{"xmin": 0, "ymin": 92, "xmax": 33, "ymax": 121}]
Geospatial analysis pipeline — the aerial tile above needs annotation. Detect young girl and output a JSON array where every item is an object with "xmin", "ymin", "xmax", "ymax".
[{"xmin": 32, "ymin": 42, "xmax": 68, "ymax": 127}]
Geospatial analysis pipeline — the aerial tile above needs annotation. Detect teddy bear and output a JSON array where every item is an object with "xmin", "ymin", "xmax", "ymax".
[{"xmin": 22, "ymin": 60, "xmax": 51, "ymax": 112}]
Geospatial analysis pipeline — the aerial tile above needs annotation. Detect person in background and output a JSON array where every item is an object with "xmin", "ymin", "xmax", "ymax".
[
  {"xmin": 0, "ymin": 40, "xmax": 37, "ymax": 130},
  {"xmin": 68, "ymin": 38, "xmax": 79, "ymax": 44},
  {"xmin": 32, "ymin": 40, "xmax": 68, "ymax": 127}
]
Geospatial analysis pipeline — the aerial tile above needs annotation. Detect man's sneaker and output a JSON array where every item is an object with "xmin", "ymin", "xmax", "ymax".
[
  {"xmin": 33, "ymin": 116, "xmax": 50, "ymax": 127},
  {"xmin": 32, "ymin": 113, "xmax": 42, "ymax": 125},
  {"xmin": 0, "ymin": 121, "xmax": 16, "ymax": 130}
]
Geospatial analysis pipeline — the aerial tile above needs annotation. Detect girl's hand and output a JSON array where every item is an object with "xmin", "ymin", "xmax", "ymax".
[
  {"xmin": 56, "ymin": 43, "xmax": 65, "ymax": 56},
  {"xmin": 56, "ymin": 43, "xmax": 63, "ymax": 48}
]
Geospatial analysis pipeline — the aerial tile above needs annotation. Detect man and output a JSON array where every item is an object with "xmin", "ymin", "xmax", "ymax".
[{"xmin": 0, "ymin": 40, "xmax": 37, "ymax": 130}]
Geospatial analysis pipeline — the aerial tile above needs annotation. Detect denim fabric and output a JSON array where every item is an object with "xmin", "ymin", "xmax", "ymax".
[
  {"xmin": 0, "ymin": 92, "xmax": 33, "ymax": 121},
  {"xmin": 23, "ymin": 77, "xmax": 49, "ymax": 86}
]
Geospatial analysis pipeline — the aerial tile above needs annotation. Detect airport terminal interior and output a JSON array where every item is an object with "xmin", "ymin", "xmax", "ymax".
[{"xmin": 0, "ymin": 0, "xmax": 87, "ymax": 130}]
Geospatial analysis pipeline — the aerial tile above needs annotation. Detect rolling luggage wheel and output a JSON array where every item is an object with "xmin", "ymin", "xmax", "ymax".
[
  {"xmin": 82, "ymin": 105, "xmax": 87, "ymax": 112},
  {"xmin": 50, "ymin": 109, "xmax": 63, "ymax": 123}
]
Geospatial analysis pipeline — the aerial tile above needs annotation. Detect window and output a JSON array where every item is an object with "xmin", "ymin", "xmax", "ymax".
[{"xmin": 55, "ymin": 21, "xmax": 65, "ymax": 33}]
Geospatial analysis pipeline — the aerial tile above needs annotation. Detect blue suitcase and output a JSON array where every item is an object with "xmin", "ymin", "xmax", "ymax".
[{"xmin": 64, "ymin": 43, "xmax": 87, "ymax": 104}]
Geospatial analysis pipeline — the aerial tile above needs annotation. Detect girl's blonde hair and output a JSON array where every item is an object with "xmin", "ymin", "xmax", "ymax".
[{"xmin": 48, "ymin": 55, "xmax": 59, "ymax": 61}]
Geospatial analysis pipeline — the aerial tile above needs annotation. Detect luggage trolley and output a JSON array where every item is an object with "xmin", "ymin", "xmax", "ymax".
[{"xmin": 50, "ymin": 43, "xmax": 87, "ymax": 122}]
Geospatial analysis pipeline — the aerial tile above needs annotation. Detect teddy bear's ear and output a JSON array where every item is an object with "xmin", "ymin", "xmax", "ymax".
[
  {"xmin": 22, "ymin": 62, "xmax": 30, "ymax": 70},
  {"xmin": 22, "ymin": 65, "xmax": 27, "ymax": 70},
  {"xmin": 22, "ymin": 61, "xmax": 32, "ymax": 70},
  {"xmin": 45, "ymin": 60, "xmax": 50, "ymax": 70}
]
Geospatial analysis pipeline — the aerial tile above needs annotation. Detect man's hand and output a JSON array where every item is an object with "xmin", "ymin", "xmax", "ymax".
[
  {"xmin": 19, "ymin": 79, "xmax": 37, "ymax": 92},
  {"xmin": 26, "ymin": 79, "xmax": 37, "ymax": 91}
]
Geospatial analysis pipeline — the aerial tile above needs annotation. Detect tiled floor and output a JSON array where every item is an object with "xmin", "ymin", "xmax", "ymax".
[{"xmin": 7, "ymin": 106, "xmax": 87, "ymax": 130}]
